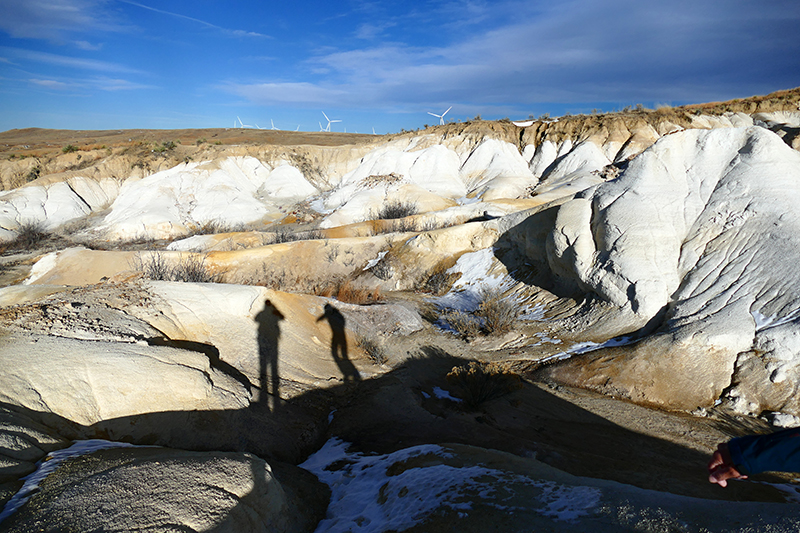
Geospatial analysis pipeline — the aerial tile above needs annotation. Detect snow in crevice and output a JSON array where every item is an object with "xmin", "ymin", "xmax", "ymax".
[
  {"xmin": 0, "ymin": 439, "xmax": 140, "ymax": 526},
  {"xmin": 299, "ymin": 438, "xmax": 601, "ymax": 533}
]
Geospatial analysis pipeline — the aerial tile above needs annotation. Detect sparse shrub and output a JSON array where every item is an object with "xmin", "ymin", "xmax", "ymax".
[
  {"xmin": 391, "ymin": 218, "xmax": 418, "ymax": 233},
  {"xmin": 441, "ymin": 309, "xmax": 482, "ymax": 339},
  {"xmin": 356, "ymin": 334, "xmax": 387, "ymax": 365},
  {"xmin": 315, "ymin": 277, "xmax": 382, "ymax": 304},
  {"xmin": 136, "ymin": 252, "xmax": 222, "ymax": 283},
  {"xmin": 137, "ymin": 252, "xmax": 172, "ymax": 280},
  {"xmin": 420, "ymin": 262, "xmax": 459, "ymax": 295},
  {"xmin": 196, "ymin": 219, "xmax": 247, "ymax": 235},
  {"xmin": 172, "ymin": 254, "xmax": 220, "ymax": 282},
  {"xmin": 25, "ymin": 166, "xmax": 41, "ymax": 182},
  {"xmin": 153, "ymin": 141, "xmax": 176, "ymax": 153},
  {"xmin": 434, "ymin": 288, "xmax": 518, "ymax": 339},
  {"xmin": 476, "ymin": 287, "xmax": 518, "ymax": 335},
  {"xmin": 334, "ymin": 278, "xmax": 382, "ymax": 304},
  {"xmin": 272, "ymin": 228, "xmax": 323, "ymax": 243},
  {"xmin": 418, "ymin": 301, "xmax": 441, "ymax": 324},
  {"xmin": 62, "ymin": 145, "xmax": 79, "ymax": 153},
  {"xmin": 370, "ymin": 254, "xmax": 394, "ymax": 280},
  {"xmin": 446, "ymin": 361, "xmax": 522, "ymax": 409},
  {"xmin": 377, "ymin": 200, "xmax": 418, "ymax": 220},
  {"xmin": 324, "ymin": 243, "xmax": 340, "ymax": 263},
  {"xmin": 12, "ymin": 221, "xmax": 48, "ymax": 250}
]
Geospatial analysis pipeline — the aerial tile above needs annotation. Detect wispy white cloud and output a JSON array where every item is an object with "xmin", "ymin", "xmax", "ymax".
[
  {"xmin": 1, "ymin": 47, "xmax": 145, "ymax": 74},
  {"xmin": 223, "ymin": 0, "xmax": 800, "ymax": 112},
  {"xmin": 74, "ymin": 40, "xmax": 104, "ymax": 51},
  {"xmin": 27, "ymin": 75, "xmax": 154, "ymax": 91},
  {"xmin": 118, "ymin": 0, "xmax": 270, "ymax": 38},
  {"xmin": 29, "ymin": 78, "xmax": 71, "ymax": 88},
  {"xmin": 0, "ymin": 0, "xmax": 124, "ymax": 44}
]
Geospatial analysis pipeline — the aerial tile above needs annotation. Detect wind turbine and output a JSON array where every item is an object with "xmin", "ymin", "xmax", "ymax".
[
  {"xmin": 427, "ymin": 106, "xmax": 452, "ymax": 125},
  {"xmin": 237, "ymin": 116, "xmax": 254, "ymax": 128},
  {"xmin": 270, "ymin": 119, "xmax": 279, "ymax": 131},
  {"xmin": 322, "ymin": 111, "xmax": 341, "ymax": 132}
]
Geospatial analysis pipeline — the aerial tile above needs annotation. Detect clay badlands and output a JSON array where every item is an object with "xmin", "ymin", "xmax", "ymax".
[{"xmin": 2, "ymin": 88, "xmax": 800, "ymax": 531}]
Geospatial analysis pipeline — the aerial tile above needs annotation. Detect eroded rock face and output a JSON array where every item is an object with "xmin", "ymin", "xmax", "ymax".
[
  {"xmin": 542, "ymin": 126, "xmax": 800, "ymax": 412},
  {"xmin": 0, "ymin": 332, "xmax": 249, "ymax": 427},
  {"xmin": 1, "ymin": 446, "xmax": 328, "ymax": 533}
]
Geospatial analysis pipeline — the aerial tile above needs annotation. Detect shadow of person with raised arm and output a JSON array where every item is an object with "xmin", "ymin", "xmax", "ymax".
[
  {"xmin": 254, "ymin": 299, "xmax": 285, "ymax": 412},
  {"xmin": 317, "ymin": 303, "xmax": 361, "ymax": 383}
]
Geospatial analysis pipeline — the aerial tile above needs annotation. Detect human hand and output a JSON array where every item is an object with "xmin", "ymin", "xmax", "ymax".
[{"xmin": 708, "ymin": 443, "xmax": 747, "ymax": 487}]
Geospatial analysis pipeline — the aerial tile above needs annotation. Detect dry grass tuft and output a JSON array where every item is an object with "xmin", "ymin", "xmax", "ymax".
[
  {"xmin": 356, "ymin": 334, "xmax": 388, "ymax": 365},
  {"xmin": 318, "ymin": 277, "xmax": 383, "ymax": 305},
  {"xmin": 376, "ymin": 200, "xmax": 418, "ymax": 220},
  {"xmin": 433, "ymin": 287, "xmax": 519, "ymax": 340},
  {"xmin": 446, "ymin": 361, "xmax": 523, "ymax": 409},
  {"xmin": 135, "ymin": 252, "xmax": 222, "ymax": 283},
  {"xmin": 11, "ymin": 221, "xmax": 49, "ymax": 250},
  {"xmin": 476, "ymin": 287, "xmax": 518, "ymax": 336}
]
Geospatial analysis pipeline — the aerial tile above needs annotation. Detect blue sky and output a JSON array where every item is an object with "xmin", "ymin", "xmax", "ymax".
[{"xmin": 1, "ymin": 0, "xmax": 799, "ymax": 134}]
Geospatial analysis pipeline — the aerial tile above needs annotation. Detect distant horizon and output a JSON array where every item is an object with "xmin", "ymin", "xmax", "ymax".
[
  {"xmin": 2, "ymin": 84, "xmax": 798, "ymax": 136},
  {"xmin": 2, "ymin": 1, "xmax": 799, "ymax": 134}
]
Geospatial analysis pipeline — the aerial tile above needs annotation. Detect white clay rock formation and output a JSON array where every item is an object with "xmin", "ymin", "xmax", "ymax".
[{"xmin": 2, "ymin": 89, "xmax": 800, "ymax": 531}]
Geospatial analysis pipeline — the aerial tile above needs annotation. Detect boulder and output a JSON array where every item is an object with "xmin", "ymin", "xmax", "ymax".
[{"xmin": 1, "ymin": 446, "xmax": 328, "ymax": 533}]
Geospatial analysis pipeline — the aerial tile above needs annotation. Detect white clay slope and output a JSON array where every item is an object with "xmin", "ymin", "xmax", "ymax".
[{"xmin": 547, "ymin": 125, "xmax": 800, "ymax": 414}]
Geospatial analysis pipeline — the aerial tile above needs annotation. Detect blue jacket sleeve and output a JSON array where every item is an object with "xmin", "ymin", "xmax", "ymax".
[{"xmin": 728, "ymin": 428, "xmax": 800, "ymax": 475}]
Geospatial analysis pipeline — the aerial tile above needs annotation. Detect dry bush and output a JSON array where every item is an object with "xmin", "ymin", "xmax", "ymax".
[
  {"xmin": 312, "ymin": 276, "xmax": 382, "ymax": 304},
  {"xmin": 441, "ymin": 309, "xmax": 482, "ymax": 340},
  {"xmin": 356, "ymin": 334, "xmax": 388, "ymax": 365},
  {"xmin": 332, "ymin": 278, "xmax": 382, "ymax": 304},
  {"xmin": 136, "ymin": 252, "xmax": 222, "ymax": 283},
  {"xmin": 13, "ymin": 221, "xmax": 49, "ymax": 250},
  {"xmin": 272, "ymin": 228, "xmax": 324, "ymax": 244},
  {"xmin": 377, "ymin": 200, "xmax": 418, "ymax": 220},
  {"xmin": 172, "ymin": 254, "xmax": 222, "ymax": 283},
  {"xmin": 138, "ymin": 252, "xmax": 172, "ymax": 280},
  {"xmin": 420, "ymin": 262, "xmax": 459, "ymax": 295},
  {"xmin": 476, "ymin": 288, "xmax": 518, "ymax": 335},
  {"xmin": 446, "ymin": 361, "xmax": 523, "ymax": 409},
  {"xmin": 418, "ymin": 301, "xmax": 442, "ymax": 324},
  {"xmin": 434, "ymin": 288, "xmax": 518, "ymax": 339},
  {"xmin": 370, "ymin": 255, "xmax": 394, "ymax": 280},
  {"xmin": 196, "ymin": 219, "xmax": 248, "ymax": 235}
]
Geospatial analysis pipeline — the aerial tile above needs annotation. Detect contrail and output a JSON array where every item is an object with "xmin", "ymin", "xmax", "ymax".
[{"xmin": 117, "ymin": 0, "xmax": 270, "ymax": 38}]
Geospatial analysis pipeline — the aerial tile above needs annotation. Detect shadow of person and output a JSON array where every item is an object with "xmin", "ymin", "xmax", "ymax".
[
  {"xmin": 317, "ymin": 303, "xmax": 361, "ymax": 383},
  {"xmin": 254, "ymin": 299, "xmax": 285, "ymax": 412}
]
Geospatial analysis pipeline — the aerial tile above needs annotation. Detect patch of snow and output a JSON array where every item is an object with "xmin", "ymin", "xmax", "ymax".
[
  {"xmin": 432, "ymin": 386, "xmax": 462, "ymax": 403},
  {"xmin": 540, "ymin": 336, "xmax": 636, "ymax": 363},
  {"xmin": 23, "ymin": 250, "xmax": 60, "ymax": 285},
  {"xmin": 432, "ymin": 248, "xmax": 511, "ymax": 312},
  {"xmin": 518, "ymin": 302, "xmax": 547, "ymax": 321},
  {"xmin": 0, "ymin": 439, "xmax": 139, "ymax": 525},
  {"xmin": 456, "ymin": 196, "xmax": 482, "ymax": 205},
  {"xmin": 751, "ymin": 309, "xmax": 800, "ymax": 332},
  {"xmin": 363, "ymin": 251, "xmax": 388, "ymax": 271},
  {"xmin": 765, "ymin": 411, "xmax": 800, "ymax": 428},
  {"xmin": 300, "ymin": 439, "xmax": 601, "ymax": 533}
]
